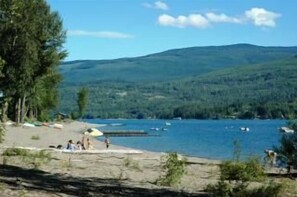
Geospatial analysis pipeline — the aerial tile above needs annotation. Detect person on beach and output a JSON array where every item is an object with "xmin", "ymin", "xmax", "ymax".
[
  {"xmin": 81, "ymin": 136, "xmax": 87, "ymax": 150},
  {"xmin": 66, "ymin": 140, "xmax": 76, "ymax": 151},
  {"xmin": 264, "ymin": 149, "xmax": 277, "ymax": 167},
  {"xmin": 104, "ymin": 137, "xmax": 110, "ymax": 149},
  {"xmin": 76, "ymin": 141, "xmax": 83, "ymax": 150},
  {"xmin": 86, "ymin": 138, "xmax": 94, "ymax": 150}
]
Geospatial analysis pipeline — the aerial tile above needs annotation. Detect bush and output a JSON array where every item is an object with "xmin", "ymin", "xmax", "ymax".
[
  {"xmin": 206, "ymin": 156, "xmax": 270, "ymax": 196},
  {"xmin": 220, "ymin": 157, "xmax": 265, "ymax": 182},
  {"xmin": 158, "ymin": 152, "xmax": 186, "ymax": 186}
]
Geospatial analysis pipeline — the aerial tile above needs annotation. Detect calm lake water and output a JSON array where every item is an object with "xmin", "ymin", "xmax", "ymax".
[{"xmin": 85, "ymin": 119, "xmax": 286, "ymax": 160}]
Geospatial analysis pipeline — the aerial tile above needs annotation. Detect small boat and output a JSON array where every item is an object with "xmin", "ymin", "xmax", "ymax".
[
  {"xmin": 279, "ymin": 127, "xmax": 294, "ymax": 133},
  {"xmin": 240, "ymin": 127, "xmax": 250, "ymax": 132},
  {"xmin": 165, "ymin": 122, "xmax": 171, "ymax": 126},
  {"xmin": 23, "ymin": 123, "xmax": 35, "ymax": 128},
  {"xmin": 109, "ymin": 123, "xmax": 125, "ymax": 126},
  {"xmin": 150, "ymin": 127, "xmax": 159, "ymax": 131}
]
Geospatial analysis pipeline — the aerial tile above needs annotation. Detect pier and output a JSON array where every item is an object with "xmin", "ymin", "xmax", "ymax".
[{"xmin": 102, "ymin": 130, "xmax": 148, "ymax": 137}]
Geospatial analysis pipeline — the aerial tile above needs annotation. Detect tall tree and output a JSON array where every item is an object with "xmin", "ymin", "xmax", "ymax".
[
  {"xmin": 77, "ymin": 87, "xmax": 89, "ymax": 118},
  {"xmin": 0, "ymin": 0, "xmax": 67, "ymax": 123}
]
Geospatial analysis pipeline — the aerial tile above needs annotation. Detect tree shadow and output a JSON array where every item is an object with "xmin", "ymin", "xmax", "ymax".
[{"xmin": 0, "ymin": 164, "xmax": 208, "ymax": 197}]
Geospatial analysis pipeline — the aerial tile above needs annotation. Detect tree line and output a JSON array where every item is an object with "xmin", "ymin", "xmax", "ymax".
[{"xmin": 0, "ymin": 0, "xmax": 67, "ymax": 124}]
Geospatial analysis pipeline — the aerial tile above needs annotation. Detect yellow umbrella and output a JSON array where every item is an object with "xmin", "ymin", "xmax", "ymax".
[{"xmin": 84, "ymin": 128, "xmax": 103, "ymax": 137}]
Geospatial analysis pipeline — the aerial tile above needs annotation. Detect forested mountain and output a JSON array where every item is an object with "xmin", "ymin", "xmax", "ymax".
[
  {"xmin": 58, "ymin": 44, "xmax": 297, "ymax": 119},
  {"xmin": 60, "ymin": 44, "xmax": 297, "ymax": 84}
]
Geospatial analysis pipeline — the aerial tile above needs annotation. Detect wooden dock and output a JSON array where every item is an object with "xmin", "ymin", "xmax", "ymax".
[{"xmin": 102, "ymin": 130, "xmax": 148, "ymax": 137}]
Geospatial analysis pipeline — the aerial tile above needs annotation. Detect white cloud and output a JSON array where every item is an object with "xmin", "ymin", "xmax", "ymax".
[
  {"xmin": 206, "ymin": 13, "xmax": 242, "ymax": 24},
  {"xmin": 68, "ymin": 30, "xmax": 134, "ymax": 39},
  {"xmin": 143, "ymin": 1, "xmax": 169, "ymax": 10},
  {"xmin": 245, "ymin": 8, "xmax": 281, "ymax": 27},
  {"xmin": 158, "ymin": 14, "xmax": 209, "ymax": 28},
  {"xmin": 158, "ymin": 8, "xmax": 281, "ymax": 29}
]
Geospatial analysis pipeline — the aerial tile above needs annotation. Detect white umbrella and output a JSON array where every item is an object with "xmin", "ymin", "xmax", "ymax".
[{"xmin": 84, "ymin": 128, "xmax": 103, "ymax": 137}]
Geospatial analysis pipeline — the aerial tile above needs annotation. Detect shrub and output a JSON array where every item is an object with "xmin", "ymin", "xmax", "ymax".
[
  {"xmin": 220, "ymin": 157, "xmax": 265, "ymax": 182},
  {"xmin": 158, "ymin": 152, "xmax": 186, "ymax": 186},
  {"xmin": 206, "ymin": 156, "xmax": 269, "ymax": 196}
]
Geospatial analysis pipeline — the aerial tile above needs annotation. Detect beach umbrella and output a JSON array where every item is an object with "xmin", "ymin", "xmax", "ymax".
[{"xmin": 84, "ymin": 128, "xmax": 103, "ymax": 137}]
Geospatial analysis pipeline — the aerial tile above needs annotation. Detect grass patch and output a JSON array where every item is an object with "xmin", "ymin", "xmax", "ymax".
[
  {"xmin": 123, "ymin": 157, "xmax": 142, "ymax": 171},
  {"xmin": 31, "ymin": 135, "xmax": 40, "ymax": 140},
  {"xmin": 2, "ymin": 148, "xmax": 52, "ymax": 169}
]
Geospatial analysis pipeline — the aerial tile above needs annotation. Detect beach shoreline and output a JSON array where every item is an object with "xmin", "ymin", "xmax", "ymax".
[
  {"xmin": 0, "ymin": 120, "xmax": 221, "ymax": 196},
  {"xmin": 2, "ymin": 120, "xmax": 220, "ymax": 162}
]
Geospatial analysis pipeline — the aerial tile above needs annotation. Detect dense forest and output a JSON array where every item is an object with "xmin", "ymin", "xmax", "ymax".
[{"xmin": 58, "ymin": 45, "xmax": 297, "ymax": 120}]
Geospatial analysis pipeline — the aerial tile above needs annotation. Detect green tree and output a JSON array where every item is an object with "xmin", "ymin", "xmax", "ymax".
[
  {"xmin": 0, "ymin": 0, "xmax": 67, "ymax": 123},
  {"xmin": 77, "ymin": 87, "xmax": 89, "ymax": 118}
]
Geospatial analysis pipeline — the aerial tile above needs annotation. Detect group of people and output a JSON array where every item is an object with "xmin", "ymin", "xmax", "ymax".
[
  {"xmin": 66, "ymin": 136, "xmax": 110, "ymax": 151},
  {"xmin": 66, "ymin": 137, "xmax": 93, "ymax": 151}
]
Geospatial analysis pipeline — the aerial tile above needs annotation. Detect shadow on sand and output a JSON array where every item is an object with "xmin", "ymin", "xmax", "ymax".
[{"xmin": 0, "ymin": 164, "xmax": 208, "ymax": 197}]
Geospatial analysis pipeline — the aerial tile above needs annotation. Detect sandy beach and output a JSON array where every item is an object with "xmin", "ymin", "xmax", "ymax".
[
  {"xmin": 1, "ymin": 120, "xmax": 297, "ymax": 196},
  {"xmin": 0, "ymin": 120, "xmax": 221, "ymax": 196}
]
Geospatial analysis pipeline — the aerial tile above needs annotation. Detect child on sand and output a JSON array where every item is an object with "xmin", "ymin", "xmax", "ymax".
[{"xmin": 76, "ymin": 141, "xmax": 83, "ymax": 150}]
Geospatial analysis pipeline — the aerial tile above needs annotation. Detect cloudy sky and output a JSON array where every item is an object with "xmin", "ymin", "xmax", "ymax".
[{"xmin": 47, "ymin": 0, "xmax": 296, "ymax": 61}]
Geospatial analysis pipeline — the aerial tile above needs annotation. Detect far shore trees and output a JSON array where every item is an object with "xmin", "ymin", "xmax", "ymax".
[{"xmin": 0, "ymin": 0, "xmax": 67, "ymax": 124}]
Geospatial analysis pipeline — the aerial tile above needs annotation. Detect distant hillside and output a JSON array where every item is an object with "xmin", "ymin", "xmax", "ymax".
[
  {"xmin": 58, "ymin": 44, "xmax": 297, "ymax": 119},
  {"xmin": 60, "ymin": 44, "xmax": 297, "ymax": 85}
]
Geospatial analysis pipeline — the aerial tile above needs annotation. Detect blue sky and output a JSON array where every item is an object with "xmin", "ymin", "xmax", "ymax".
[{"xmin": 47, "ymin": 0, "xmax": 297, "ymax": 61}]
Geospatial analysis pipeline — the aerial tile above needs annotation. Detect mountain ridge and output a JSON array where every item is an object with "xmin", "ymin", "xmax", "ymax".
[
  {"xmin": 58, "ymin": 44, "xmax": 297, "ymax": 119},
  {"xmin": 59, "ymin": 44, "xmax": 297, "ymax": 85}
]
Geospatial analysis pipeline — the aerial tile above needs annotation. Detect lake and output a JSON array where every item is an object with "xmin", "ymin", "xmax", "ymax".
[{"xmin": 85, "ymin": 119, "xmax": 286, "ymax": 160}]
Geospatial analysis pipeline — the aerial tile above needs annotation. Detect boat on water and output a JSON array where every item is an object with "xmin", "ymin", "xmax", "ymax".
[
  {"xmin": 165, "ymin": 122, "xmax": 171, "ymax": 126},
  {"xmin": 150, "ymin": 127, "xmax": 160, "ymax": 131},
  {"xmin": 279, "ymin": 126, "xmax": 294, "ymax": 133},
  {"xmin": 240, "ymin": 127, "xmax": 250, "ymax": 132},
  {"xmin": 109, "ymin": 123, "xmax": 125, "ymax": 126}
]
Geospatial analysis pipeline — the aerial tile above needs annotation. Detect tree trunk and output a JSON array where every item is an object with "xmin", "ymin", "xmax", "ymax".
[
  {"xmin": 1, "ymin": 101, "xmax": 8, "ymax": 122},
  {"xmin": 20, "ymin": 94, "xmax": 27, "ymax": 123},
  {"xmin": 15, "ymin": 98, "xmax": 21, "ymax": 125}
]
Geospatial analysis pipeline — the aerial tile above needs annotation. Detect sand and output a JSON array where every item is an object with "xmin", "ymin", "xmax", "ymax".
[{"xmin": 0, "ymin": 120, "xmax": 221, "ymax": 196}]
